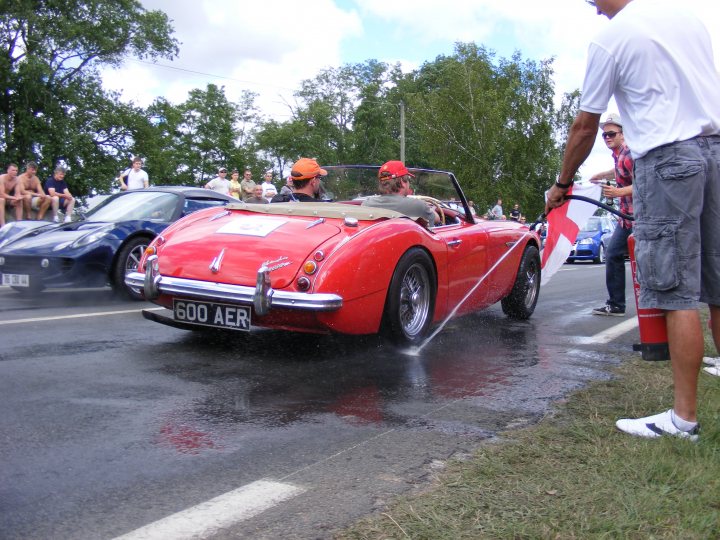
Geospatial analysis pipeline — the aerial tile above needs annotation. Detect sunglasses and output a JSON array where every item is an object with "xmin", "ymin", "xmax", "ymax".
[{"xmin": 602, "ymin": 131, "xmax": 620, "ymax": 139}]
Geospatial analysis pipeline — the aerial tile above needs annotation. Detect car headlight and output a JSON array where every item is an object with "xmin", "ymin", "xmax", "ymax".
[
  {"xmin": 65, "ymin": 224, "xmax": 114, "ymax": 250},
  {"xmin": 0, "ymin": 223, "xmax": 17, "ymax": 248},
  {"xmin": 578, "ymin": 238, "xmax": 595, "ymax": 245}
]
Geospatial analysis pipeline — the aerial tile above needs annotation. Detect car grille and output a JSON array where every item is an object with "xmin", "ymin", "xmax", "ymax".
[{"xmin": 0, "ymin": 256, "xmax": 74, "ymax": 276}]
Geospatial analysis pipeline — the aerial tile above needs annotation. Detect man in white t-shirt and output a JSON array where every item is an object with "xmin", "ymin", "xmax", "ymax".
[
  {"xmin": 204, "ymin": 167, "xmax": 231, "ymax": 195},
  {"xmin": 546, "ymin": 0, "xmax": 720, "ymax": 440},
  {"xmin": 119, "ymin": 157, "xmax": 149, "ymax": 190}
]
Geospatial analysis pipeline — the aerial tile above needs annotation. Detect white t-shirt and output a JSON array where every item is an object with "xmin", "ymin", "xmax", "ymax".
[
  {"xmin": 261, "ymin": 181, "xmax": 276, "ymax": 198},
  {"xmin": 122, "ymin": 168, "xmax": 149, "ymax": 190},
  {"xmin": 206, "ymin": 177, "xmax": 230, "ymax": 195},
  {"xmin": 579, "ymin": 0, "xmax": 720, "ymax": 158}
]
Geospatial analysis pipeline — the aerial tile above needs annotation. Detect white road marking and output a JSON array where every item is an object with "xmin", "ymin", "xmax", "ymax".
[
  {"xmin": 113, "ymin": 480, "xmax": 304, "ymax": 540},
  {"xmin": 0, "ymin": 307, "xmax": 164, "ymax": 325},
  {"xmin": 574, "ymin": 317, "xmax": 639, "ymax": 345}
]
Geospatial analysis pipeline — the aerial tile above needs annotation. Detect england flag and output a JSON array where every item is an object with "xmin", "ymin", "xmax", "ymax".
[{"xmin": 540, "ymin": 182, "xmax": 602, "ymax": 286}]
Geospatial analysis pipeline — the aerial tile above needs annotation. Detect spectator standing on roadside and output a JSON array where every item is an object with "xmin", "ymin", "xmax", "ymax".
[
  {"xmin": 239, "ymin": 169, "xmax": 255, "ymax": 200},
  {"xmin": 280, "ymin": 175, "xmax": 293, "ymax": 196},
  {"xmin": 509, "ymin": 203, "xmax": 521, "ymax": 221},
  {"xmin": 118, "ymin": 156, "xmax": 149, "ymax": 191},
  {"xmin": 545, "ymin": 0, "xmax": 720, "ymax": 440},
  {"xmin": 228, "ymin": 169, "xmax": 242, "ymax": 199},
  {"xmin": 490, "ymin": 198, "xmax": 504, "ymax": 219},
  {"xmin": 260, "ymin": 171, "xmax": 275, "ymax": 198},
  {"xmin": 271, "ymin": 158, "xmax": 327, "ymax": 202},
  {"xmin": 589, "ymin": 113, "xmax": 634, "ymax": 317},
  {"xmin": 245, "ymin": 184, "xmax": 269, "ymax": 204},
  {"xmin": 45, "ymin": 167, "xmax": 76, "ymax": 223},
  {"xmin": 204, "ymin": 167, "xmax": 231, "ymax": 195},
  {"xmin": 19, "ymin": 161, "xmax": 51, "ymax": 220},
  {"xmin": 0, "ymin": 163, "xmax": 24, "ymax": 225}
]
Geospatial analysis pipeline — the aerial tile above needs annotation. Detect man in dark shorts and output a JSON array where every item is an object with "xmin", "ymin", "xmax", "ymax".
[
  {"xmin": 546, "ymin": 0, "xmax": 720, "ymax": 440},
  {"xmin": 45, "ymin": 167, "xmax": 76, "ymax": 223}
]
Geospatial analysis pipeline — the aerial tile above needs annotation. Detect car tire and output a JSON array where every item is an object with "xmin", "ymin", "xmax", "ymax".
[
  {"xmin": 501, "ymin": 245, "xmax": 540, "ymax": 319},
  {"xmin": 382, "ymin": 247, "xmax": 436, "ymax": 346},
  {"xmin": 595, "ymin": 243, "xmax": 605, "ymax": 264},
  {"xmin": 112, "ymin": 236, "xmax": 151, "ymax": 300}
]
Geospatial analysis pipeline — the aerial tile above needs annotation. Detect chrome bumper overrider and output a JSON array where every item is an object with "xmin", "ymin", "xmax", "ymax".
[{"xmin": 124, "ymin": 255, "xmax": 343, "ymax": 314}]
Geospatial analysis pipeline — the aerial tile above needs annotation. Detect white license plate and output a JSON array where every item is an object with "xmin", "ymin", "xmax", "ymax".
[
  {"xmin": 2, "ymin": 273, "xmax": 30, "ymax": 287},
  {"xmin": 173, "ymin": 299, "xmax": 251, "ymax": 331}
]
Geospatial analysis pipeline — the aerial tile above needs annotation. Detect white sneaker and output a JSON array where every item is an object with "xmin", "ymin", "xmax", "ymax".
[
  {"xmin": 64, "ymin": 216, "xmax": 72, "ymax": 223},
  {"xmin": 53, "ymin": 216, "xmax": 60, "ymax": 223},
  {"xmin": 702, "ymin": 356, "xmax": 720, "ymax": 368},
  {"xmin": 615, "ymin": 409, "xmax": 699, "ymax": 441},
  {"xmin": 703, "ymin": 366, "xmax": 720, "ymax": 377}
]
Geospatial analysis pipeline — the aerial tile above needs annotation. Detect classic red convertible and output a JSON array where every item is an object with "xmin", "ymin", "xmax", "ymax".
[{"xmin": 126, "ymin": 166, "xmax": 541, "ymax": 344}]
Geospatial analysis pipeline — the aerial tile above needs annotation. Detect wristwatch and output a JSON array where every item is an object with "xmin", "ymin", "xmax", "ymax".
[{"xmin": 554, "ymin": 179, "xmax": 573, "ymax": 189}]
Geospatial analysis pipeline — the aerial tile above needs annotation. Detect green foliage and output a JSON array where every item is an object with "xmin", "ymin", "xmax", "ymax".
[
  {"xmin": 399, "ymin": 44, "xmax": 564, "ymax": 218},
  {"xmin": 0, "ymin": 0, "xmax": 177, "ymax": 189},
  {"xmin": 2, "ymin": 3, "xmax": 577, "ymax": 210}
]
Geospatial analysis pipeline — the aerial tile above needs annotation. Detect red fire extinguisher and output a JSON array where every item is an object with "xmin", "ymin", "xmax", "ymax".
[{"xmin": 628, "ymin": 234, "xmax": 670, "ymax": 361}]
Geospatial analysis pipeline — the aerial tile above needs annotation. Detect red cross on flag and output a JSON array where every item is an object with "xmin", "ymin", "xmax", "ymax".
[{"xmin": 541, "ymin": 182, "xmax": 602, "ymax": 286}]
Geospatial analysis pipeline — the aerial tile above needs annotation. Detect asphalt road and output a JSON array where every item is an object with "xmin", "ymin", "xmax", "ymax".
[{"xmin": 0, "ymin": 262, "xmax": 638, "ymax": 539}]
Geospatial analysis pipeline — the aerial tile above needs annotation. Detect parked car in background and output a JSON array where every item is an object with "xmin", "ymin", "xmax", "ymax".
[
  {"xmin": 0, "ymin": 187, "xmax": 235, "ymax": 298},
  {"xmin": 126, "ymin": 166, "xmax": 542, "ymax": 345},
  {"xmin": 566, "ymin": 215, "xmax": 617, "ymax": 264}
]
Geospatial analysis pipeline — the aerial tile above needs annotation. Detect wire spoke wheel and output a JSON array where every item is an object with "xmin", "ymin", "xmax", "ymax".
[
  {"xmin": 383, "ymin": 248, "xmax": 436, "ymax": 345},
  {"xmin": 398, "ymin": 263, "xmax": 431, "ymax": 338}
]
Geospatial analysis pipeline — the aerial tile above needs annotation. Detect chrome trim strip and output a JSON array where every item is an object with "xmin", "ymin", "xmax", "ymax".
[
  {"xmin": 209, "ymin": 248, "xmax": 226, "ymax": 274},
  {"xmin": 125, "ymin": 271, "xmax": 343, "ymax": 312},
  {"xmin": 306, "ymin": 218, "xmax": 325, "ymax": 229}
]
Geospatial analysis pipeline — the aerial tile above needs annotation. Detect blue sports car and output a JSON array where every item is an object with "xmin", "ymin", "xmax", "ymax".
[
  {"xmin": 0, "ymin": 187, "xmax": 235, "ymax": 298},
  {"xmin": 566, "ymin": 215, "xmax": 617, "ymax": 264}
]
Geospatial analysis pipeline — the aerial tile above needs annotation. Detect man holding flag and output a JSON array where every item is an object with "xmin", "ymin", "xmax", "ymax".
[{"xmin": 546, "ymin": 0, "xmax": 720, "ymax": 440}]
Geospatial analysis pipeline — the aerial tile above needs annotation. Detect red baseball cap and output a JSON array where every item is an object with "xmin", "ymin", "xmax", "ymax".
[{"xmin": 378, "ymin": 160, "xmax": 414, "ymax": 179}]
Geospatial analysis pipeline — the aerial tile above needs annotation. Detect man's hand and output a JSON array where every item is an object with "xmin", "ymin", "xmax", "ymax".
[{"xmin": 544, "ymin": 184, "xmax": 570, "ymax": 215}]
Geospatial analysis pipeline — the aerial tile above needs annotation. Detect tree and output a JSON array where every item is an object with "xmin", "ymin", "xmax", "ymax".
[
  {"xmin": 0, "ymin": 0, "xmax": 177, "ymax": 191},
  {"xmin": 397, "ymin": 43, "xmax": 565, "ymax": 218}
]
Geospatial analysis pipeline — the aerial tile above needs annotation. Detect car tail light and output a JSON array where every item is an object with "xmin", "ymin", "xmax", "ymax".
[
  {"xmin": 296, "ymin": 276, "xmax": 311, "ymax": 291},
  {"xmin": 303, "ymin": 260, "xmax": 317, "ymax": 275}
]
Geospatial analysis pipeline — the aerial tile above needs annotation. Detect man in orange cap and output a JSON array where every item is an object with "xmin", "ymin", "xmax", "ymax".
[
  {"xmin": 271, "ymin": 158, "xmax": 327, "ymax": 202},
  {"xmin": 362, "ymin": 160, "xmax": 439, "ymax": 225}
]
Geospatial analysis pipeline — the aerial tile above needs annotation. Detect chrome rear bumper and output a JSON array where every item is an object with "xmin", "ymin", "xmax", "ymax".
[{"xmin": 125, "ymin": 255, "xmax": 343, "ymax": 313}]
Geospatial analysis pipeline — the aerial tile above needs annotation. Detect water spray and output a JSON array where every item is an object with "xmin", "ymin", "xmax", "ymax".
[
  {"xmin": 402, "ymin": 194, "xmax": 634, "ymax": 358},
  {"xmin": 401, "ymin": 228, "xmax": 536, "ymax": 357}
]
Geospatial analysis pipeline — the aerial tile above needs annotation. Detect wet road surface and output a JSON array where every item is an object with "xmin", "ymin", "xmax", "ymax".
[{"xmin": 0, "ymin": 263, "xmax": 638, "ymax": 539}]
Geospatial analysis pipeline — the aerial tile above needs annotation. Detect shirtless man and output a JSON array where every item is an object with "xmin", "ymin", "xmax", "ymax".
[
  {"xmin": 19, "ymin": 162, "xmax": 51, "ymax": 220},
  {"xmin": 0, "ymin": 163, "xmax": 24, "ymax": 226}
]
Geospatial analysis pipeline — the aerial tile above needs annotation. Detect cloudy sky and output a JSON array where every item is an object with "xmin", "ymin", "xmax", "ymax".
[{"xmin": 102, "ymin": 0, "xmax": 720, "ymax": 177}]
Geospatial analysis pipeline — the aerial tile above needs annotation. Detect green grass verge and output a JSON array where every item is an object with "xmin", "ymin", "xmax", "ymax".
[{"xmin": 340, "ymin": 315, "xmax": 720, "ymax": 539}]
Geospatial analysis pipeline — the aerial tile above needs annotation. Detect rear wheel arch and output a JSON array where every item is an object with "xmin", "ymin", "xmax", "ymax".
[{"xmin": 381, "ymin": 246, "xmax": 438, "ymax": 345}]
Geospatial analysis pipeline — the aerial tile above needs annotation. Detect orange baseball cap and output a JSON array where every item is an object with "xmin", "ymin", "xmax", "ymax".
[{"xmin": 290, "ymin": 158, "xmax": 327, "ymax": 181}]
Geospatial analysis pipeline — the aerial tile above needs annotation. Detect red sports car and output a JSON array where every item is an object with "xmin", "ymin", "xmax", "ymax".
[{"xmin": 126, "ymin": 166, "xmax": 541, "ymax": 344}]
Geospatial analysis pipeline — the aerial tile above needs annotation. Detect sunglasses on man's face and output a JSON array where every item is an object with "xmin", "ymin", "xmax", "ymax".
[{"xmin": 602, "ymin": 131, "xmax": 620, "ymax": 139}]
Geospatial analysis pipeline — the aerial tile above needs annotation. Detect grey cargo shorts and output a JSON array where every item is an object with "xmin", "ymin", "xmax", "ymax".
[{"xmin": 633, "ymin": 135, "xmax": 720, "ymax": 310}]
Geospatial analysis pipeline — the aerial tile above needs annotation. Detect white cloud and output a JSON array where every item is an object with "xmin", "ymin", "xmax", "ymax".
[{"xmin": 101, "ymin": 0, "xmax": 720, "ymax": 178}]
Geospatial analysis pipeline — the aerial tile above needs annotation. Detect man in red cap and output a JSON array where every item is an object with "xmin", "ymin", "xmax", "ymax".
[
  {"xmin": 271, "ymin": 158, "xmax": 327, "ymax": 202},
  {"xmin": 362, "ymin": 160, "xmax": 439, "ymax": 225}
]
